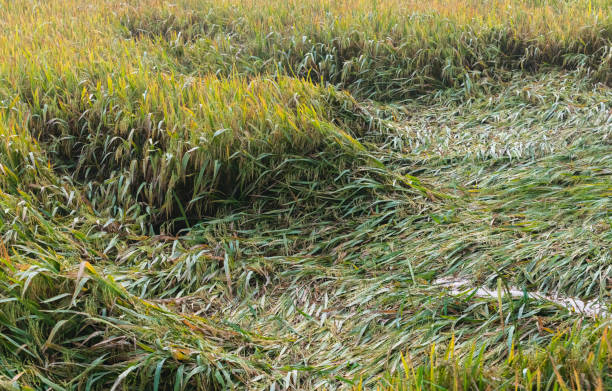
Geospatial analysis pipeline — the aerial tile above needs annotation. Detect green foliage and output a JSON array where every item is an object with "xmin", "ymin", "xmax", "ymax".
[
  {"xmin": 0, "ymin": 0, "xmax": 610, "ymax": 390},
  {"xmin": 120, "ymin": 0, "xmax": 612, "ymax": 100}
]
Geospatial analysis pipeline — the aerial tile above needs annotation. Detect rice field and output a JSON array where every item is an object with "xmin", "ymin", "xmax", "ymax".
[{"xmin": 0, "ymin": 0, "xmax": 611, "ymax": 389}]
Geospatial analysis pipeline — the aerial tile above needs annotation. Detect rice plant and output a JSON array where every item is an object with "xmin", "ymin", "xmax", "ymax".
[{"xmin": 0, "ymin": 0, "xmax": 610, "ymax": 389}]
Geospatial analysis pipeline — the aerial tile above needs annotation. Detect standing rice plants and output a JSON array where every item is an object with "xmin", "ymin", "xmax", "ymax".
[
  {"xmin": 21, "ymin": 72, "xmax": 385, "ymax": 226},
  {"xmin": 119, "ymin": 0, "xmax": 612, "ymax": 100}
]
